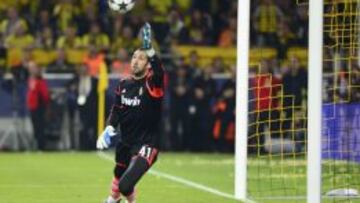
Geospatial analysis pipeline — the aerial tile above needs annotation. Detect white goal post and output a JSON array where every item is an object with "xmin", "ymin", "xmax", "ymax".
[
  {"xmin": 306, "ymin": 0, "xmax": 323, "ymax": 202},
  {"xmin": 235, "ymin": 0, "xmax": 250, "ymax": 201}
]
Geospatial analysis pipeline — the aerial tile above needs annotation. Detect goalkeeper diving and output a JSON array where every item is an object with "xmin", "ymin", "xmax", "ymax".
[{"xmin": 97, "ymin": 23, "xmax": 165, "ymax": 203}]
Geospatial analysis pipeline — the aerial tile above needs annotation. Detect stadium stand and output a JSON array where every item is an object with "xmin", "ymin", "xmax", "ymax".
[{"xmin": 0, "ymin": 0, "xmax": 309, "ymax": 152}]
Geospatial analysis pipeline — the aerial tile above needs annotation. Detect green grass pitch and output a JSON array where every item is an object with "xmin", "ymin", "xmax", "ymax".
[
  {"xmin": 0, "ymin": 152, "xmax": 240, "ymax": 203},
  {"xmin": 0, "ymin": 152, "xmax": 359, "ymax": 203}
]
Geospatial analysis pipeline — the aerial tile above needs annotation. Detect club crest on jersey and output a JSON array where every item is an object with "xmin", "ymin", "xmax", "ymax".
[{"xmin": 121, "ymin": 95, "xmax": 141, "ymax": 106}]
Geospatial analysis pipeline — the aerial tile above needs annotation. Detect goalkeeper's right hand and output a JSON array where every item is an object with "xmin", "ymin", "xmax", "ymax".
[{"xmin": 96, "ymin": 125, "xmax": 116, "ymax": 150}]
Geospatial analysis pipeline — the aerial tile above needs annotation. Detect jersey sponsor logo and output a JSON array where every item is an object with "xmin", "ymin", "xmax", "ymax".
[{"xmin": 121, "ymin": 95, "xmax": 141, "ymax": 106}]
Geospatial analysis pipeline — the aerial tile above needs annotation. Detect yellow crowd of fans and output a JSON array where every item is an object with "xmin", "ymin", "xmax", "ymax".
[{"xmin": 0, "ymin": 0, "xmax": 308, "ymax": 75}]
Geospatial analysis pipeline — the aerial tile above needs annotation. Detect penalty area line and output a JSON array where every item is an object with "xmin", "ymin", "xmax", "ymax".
[{"xmin": 96, "ymin": 151, "xmax": 256, "ymax": 203}]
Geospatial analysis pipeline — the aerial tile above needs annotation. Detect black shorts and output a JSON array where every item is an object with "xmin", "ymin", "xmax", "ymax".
[{"xmin": 115, "ymin": 142, "xmax": 158, "ymax": 168}]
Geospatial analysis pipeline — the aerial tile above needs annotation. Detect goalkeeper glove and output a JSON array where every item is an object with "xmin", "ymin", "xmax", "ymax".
[
  {"xmin": 96, "ymin": 125, "xmax": 116, "ymax": 150},
  {"xmin": 142, "ymin": 22, "xmax": 155, "ymax": 57}
]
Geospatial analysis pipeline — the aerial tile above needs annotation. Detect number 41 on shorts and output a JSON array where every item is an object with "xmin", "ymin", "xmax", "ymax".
[{"xmin": 138, "ymin": 145, "xmax": 158, "ymax": 166}]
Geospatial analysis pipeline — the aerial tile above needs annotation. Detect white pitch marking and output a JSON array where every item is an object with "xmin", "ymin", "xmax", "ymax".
[{"xmin": 96, "ymin": 151, "xmax": 257, "ymax": 203}]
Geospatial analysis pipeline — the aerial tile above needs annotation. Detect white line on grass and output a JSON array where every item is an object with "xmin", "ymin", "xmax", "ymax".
[
  {"xmin": 97, "ymin": 151, "xmax": 257, "ymax": 203},
  {"xmin": 251, "ymin": 195, "xmax": 360, "ymax": 200}
]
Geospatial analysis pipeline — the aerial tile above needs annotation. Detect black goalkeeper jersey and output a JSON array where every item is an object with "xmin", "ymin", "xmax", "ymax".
[{"xmin": 108, "ymin": 55, "xmax": 164, "ymax": 148}]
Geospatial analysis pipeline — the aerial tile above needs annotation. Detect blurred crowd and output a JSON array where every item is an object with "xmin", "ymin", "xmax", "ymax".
[
  {"xmin": 0, "ymin": 0, "xmax": 238, "ymax": 151},
  {"xmin": 251, "ymin": 0, "xmax": 308, "ymax": 57},
  {"xmin": 0, "ymin": 0, "xmax": 237, "ymax": 61},
  {"xmin": 0, "ymin": 0, "xmax": 314, "ymax": 152}
]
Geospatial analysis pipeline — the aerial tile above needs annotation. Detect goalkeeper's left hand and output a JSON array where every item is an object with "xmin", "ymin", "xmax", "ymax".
[
  {"xmin": 142, "ymin": 22, "xmax": 155, "ymax": 57},
  {"xmin": 96, "ymin": 125, "xmax": 116, "ymax": 150}
]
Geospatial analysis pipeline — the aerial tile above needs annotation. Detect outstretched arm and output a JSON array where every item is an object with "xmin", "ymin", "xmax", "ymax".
[
  {"xmin": 142, "ymin": 23, "xmax": 165, "ymax": 98},
  {"xmin": 148, "ymin": 54, "xmax": 164, "ymax": 87}
]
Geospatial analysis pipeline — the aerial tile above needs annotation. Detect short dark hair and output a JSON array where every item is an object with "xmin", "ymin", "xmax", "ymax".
[
  {"xmin": 134, "ymin": 48, "xmax": 148, "ymax": 56},
  {"xmin": 133, "ymin": 48, "xmax": 149, "ymax": 63}
]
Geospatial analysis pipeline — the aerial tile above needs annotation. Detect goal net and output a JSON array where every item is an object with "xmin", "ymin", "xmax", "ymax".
[
  {"xmin": 247, "ymin": 55, "xmax": 308, "ymax": 201},
  {"xmin": 321, "ymin": 0, "xmax": 360, "ymax": 201},
  {"xmin": 239, "ymin": 0, "xmax": 360, "ymax": 202}
]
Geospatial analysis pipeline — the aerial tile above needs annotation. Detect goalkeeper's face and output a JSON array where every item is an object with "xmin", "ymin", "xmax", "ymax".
[{"xmin": 131, "ymin": 49, "xmax": 149, "ymax": 77}]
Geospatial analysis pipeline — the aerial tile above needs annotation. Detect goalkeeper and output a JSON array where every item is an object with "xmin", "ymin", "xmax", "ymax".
[{"xmin": 97, "ymin": 23, "xmax": 164, "ymax": 203}]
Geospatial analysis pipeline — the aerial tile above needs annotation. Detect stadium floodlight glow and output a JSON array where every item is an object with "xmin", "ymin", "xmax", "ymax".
[{"xmin": 235, "ymin": 0, "xmax": 250, "ymax": 201}]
